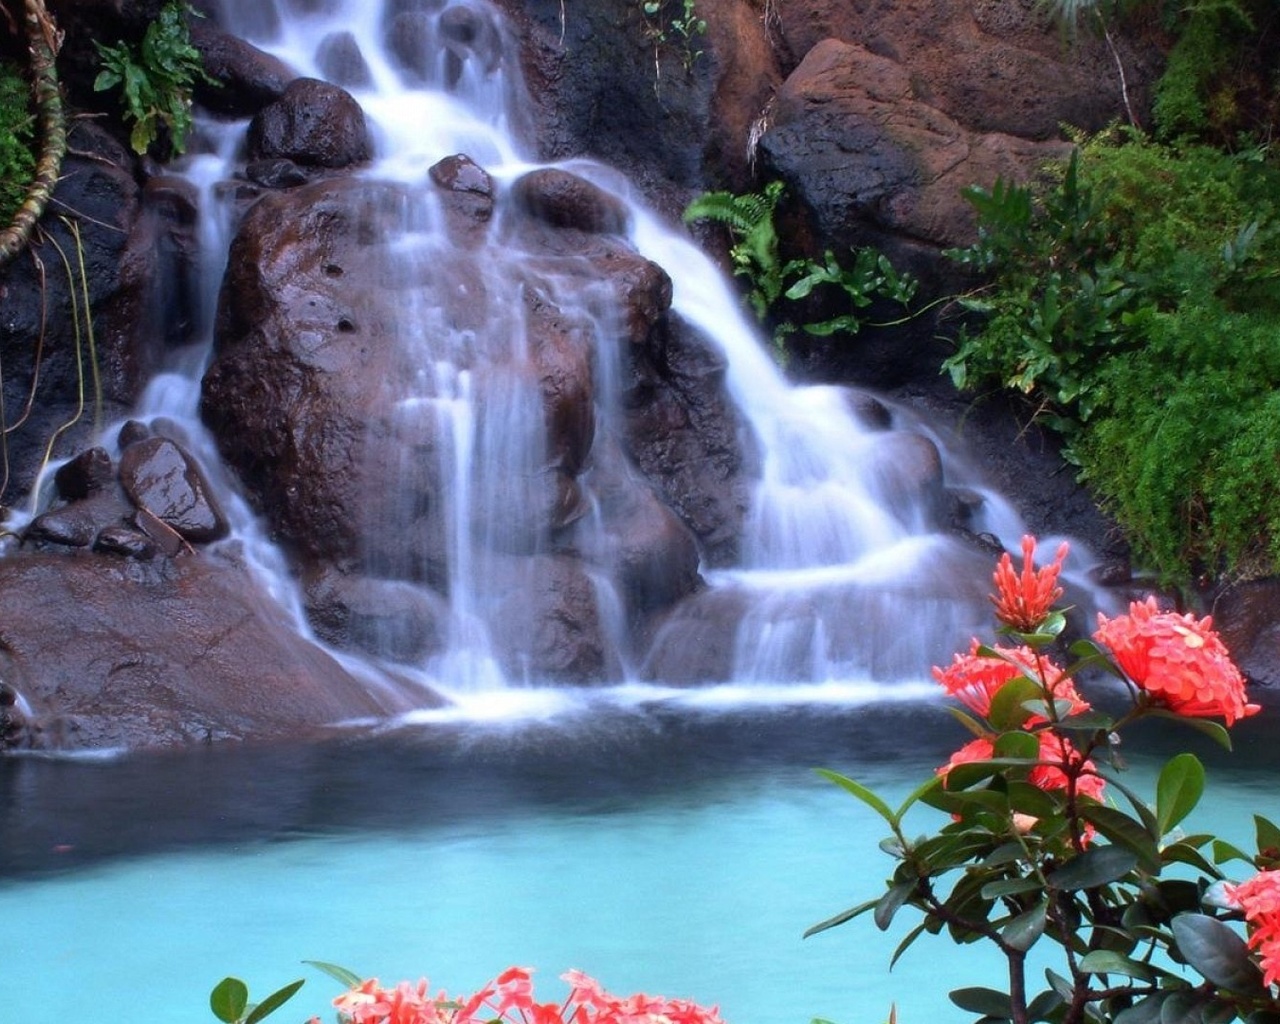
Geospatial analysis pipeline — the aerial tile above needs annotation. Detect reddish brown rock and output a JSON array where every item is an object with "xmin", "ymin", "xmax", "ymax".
[
  {"xmin": 247, "ymin": 77, "xmax": 373, "ymax": 168},
  {"xmin": 0, "ymin": 552, "xmax": 419, "ymax": 752}
]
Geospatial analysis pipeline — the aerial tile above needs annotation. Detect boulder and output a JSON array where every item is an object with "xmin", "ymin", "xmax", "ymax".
[
  {"xmin": 118, "ymin": 436, "xmax": 230, "ymax": 544},
  {"xmin": 0, "ymin": 552, "xmax": 417, "ymax": 752},
  {"xmin": 189, "ymin": 18, "xmax": 298, "ymax": 116},
  {"xmin": 510, "ymin": 168, "xmax": 631, "ymax": 235},
  {"xmin": 247, "ymin": 78, "xmax": 374, "ymax": 168}
]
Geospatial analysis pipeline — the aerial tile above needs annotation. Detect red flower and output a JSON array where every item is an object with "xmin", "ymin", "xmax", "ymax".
[
  {"xmin": 933, "ymin": 639, "xmax": 1087, "ymax": 721},
  {"xmin": 991, "ymin": 535, "xmax": 1069, "ymax": 632},
  {"xmin": 1224, "ymin": 869, "xmax": 1280, "ymax": 987},
  {"xmin": 1094, "ymin": 597, "xmax": 1259, "ymax": 726},
  {"xmin": 936, "ymin": 736, "xmax": 996, "ymax": 782}
]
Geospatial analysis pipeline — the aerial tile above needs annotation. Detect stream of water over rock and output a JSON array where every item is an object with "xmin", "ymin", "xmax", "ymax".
[{"xmin": 69, "ymin": 0, "xmax": 1109, "ymax": 718}]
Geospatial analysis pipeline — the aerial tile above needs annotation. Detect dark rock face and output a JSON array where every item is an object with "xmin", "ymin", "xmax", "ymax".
[
  {"xmin": 0, "ymin": 122, "xmax": 201, "ymax": 505},
  {"xmin": 201, "ymin": 162, "xmax": 749, "ymax": 682},
  {"xmin": 247, "ymin": 78, "xmax": 374, "ymax": 168},
  {"xmin": 510, "ymin": 169, "xmax": 631, "ymax": 235},
  {"xmin": 189, "ymin": 18, "xmax": 299, "ymax": 116},
  {"xmin": 0, "ymin": 553, "xmax": 419, "ymax": 751}
]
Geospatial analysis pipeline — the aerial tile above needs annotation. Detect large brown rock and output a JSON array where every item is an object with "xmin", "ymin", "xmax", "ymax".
[
  {"xmin": 760, "ymin": 39, "xmax": 1071, "ymax": 254},
  {"xmin": 0, "ymin": 552, "xmax": 417, "ymax": 752},
  {"xmin": 247, "ymin": 78, "xmax": 374, "ymax": 168},
  {"xmin": 766, "ymin": 0, "xmax": 1162, "ymax": 140}
]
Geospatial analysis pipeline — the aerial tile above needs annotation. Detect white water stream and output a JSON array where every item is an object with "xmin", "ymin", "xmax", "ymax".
[{"xmin": 50, "ymin": 0, "xmax": 1107, "ymax": 715}]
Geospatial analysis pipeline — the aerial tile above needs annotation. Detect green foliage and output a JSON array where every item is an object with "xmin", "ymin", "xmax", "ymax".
[
  {"xmin": 684, "ymin": 182, "xmax": 918, "ymax": 359},
  {"xmin": 93, "ymin": 1, "xmax": 216, "ymax": 157},
  {"xmin": 209, "ymin": 976, "xmax": 304, "ymax": 1024},
  {"xmin": 0, "ymin": 60, "xmax": 36, "ymax": 224},
  {"xmin": 943, "ymin": 133, "xmax": 1280, "ymax": 580},
  {"xmin": 1151, "ymin": 0, "xmax": 1274, "ymax": 146},
  {"xmin": 639, "ymin": 0, "xmax": 707, "ymax": 75}
]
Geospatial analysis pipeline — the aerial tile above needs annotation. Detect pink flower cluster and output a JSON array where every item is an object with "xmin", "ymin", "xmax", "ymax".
[
  {"xmin": 1095, "ymin": 596, "xmax": 1259, "ymax": 726},
  {"xmin": 326, "ymin": 968, "xmax": 725, "ymax": 1024},
  {"xmin": 1225, "ymin": 870, "xmax": 1280, "ymax": 988}
]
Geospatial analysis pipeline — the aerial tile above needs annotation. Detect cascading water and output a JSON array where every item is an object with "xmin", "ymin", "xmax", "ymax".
[{"xmin": 82, "ymin": 0, "xmax": 1104, "ymax": 717}]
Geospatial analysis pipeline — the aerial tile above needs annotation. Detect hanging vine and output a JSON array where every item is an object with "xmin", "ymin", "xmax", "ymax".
[{"xmin": 0, "ymin": 0, "xmax": 66, "ymax": 265}]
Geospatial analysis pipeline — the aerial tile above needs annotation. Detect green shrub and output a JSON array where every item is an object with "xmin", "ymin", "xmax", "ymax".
[
  {"xmin": 945, "ymin": 133, "xmax": 1280, "ymax": 582},
  {"xmin": 94, "ymin": 1, "xmax": 215, "ymax": 157},
  {"xmin": 0, "ymin": 60, "xmax": 35, "ymax": 224}
]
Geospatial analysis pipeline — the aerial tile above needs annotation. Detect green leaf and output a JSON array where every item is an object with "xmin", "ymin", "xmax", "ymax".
[
  {"xmin": 304, "ymin": 960, "xmax": 365, "ymax": 989},
  {"xmin": 945, "ymin": 705, "xmax": 990, "ymax": 739},
  {"xmin": 243, "ymin": 979, "xmax": 304, "ymax": 1024},
  {"xmin": 994, "ymin": 728, "xmax": 1040, "ymax": 761},
  {"xmin": 815, "ymin": 768, "xmax": 895, "ymax": 825},
  {"xmin": 1146, "ymin": 708, "xmax": 1232, "ymax": 751},
  {"xmin": 1171, "ymin": 913, "xmax": 1264, "ymax": 992},
  {"xmin": 1079, "ymin": 805, "xmax": 1160, "ymax": 873},
  {"xmin": 1077, "ymin": 949, "xmax": 1156, "ymax": 981},
  {"xmin": 803, "ymin": 897, "xmax": 879, "ymax": 939},
  {"xmin": 874, "ymin": 880, "xmax": 917, "ymax": 931},
  {"xmin": 1255, "ymin": 814, "xmax": 1280, "ymax": 855},
  {"xmin": 889, "ymin": 920, "xmax": 929, "ymax": 969},
  {"xmin": 1113, "ymin": 994, "xmax": 1167, "ymax": 1024},
  {"xmin": 1156, "ymin": 753, "xmax": 1205, "ymax": 837},
  {"xmin": 950, "ymin": 987, "xmax": 1013, "ymax": 1019},
  {"xmin": 210, "ymin": 977, "xmax": 249, "ymax": 1024},
  {"xmin": 1002, "ymin": 899, "xmax": 1048, "ymax": 952},
  {"xmin": 981, "ymin": 877, "xmax": 1043, "ymax": 900},
  {"xmin": 892, "ymin": 774, "xmax": 942, "ymax": 827},
  {"xmin": 1212, "ymin": 838, "xmax": 1254, "ymax": 866},
  {"xmin": 1046, "ymin": 845, "xmax": 1137, "ymax": 890}
]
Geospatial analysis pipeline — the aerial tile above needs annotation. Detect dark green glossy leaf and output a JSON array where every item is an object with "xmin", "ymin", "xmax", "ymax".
[
  {"xmin": 1053, "ymin": 709, "xmax": 1118, "ymax": 732},
  {"xmin": 888, "ymin": 920, "xmax": 929, "ymax": 970},
  {"xmin": 1245, "ymin": 1011, "xmax": 1280, "ymax": 1024},
  {"xmin": 210, "ymin": 977, "xmax": 249, "ymax": 1024},
  {"xmin": 946, "ymin": 757, "xmax": 1039, "ymax": 792},
  {"xmin": 1212, "ymin": 838, "xmax": 1253, "ymax": 866},
  {"xmin": 1002, "ymin": 899, "xmax": 1048, "ymax": 952},
  {"xmin": 1156, "ymin": 753, "xmax": 1205, "ymax": 838},
  {"xmin": 244, "ymin": 979, "xmax": 304, "ymax": 1024},
  {"xmin": 950, "ymin": 987, "xmax": 1013, "ymax": 1018},
  {"xmin": 1157, "ymin": 992, "xmax": 1203, "ymax": 1024},
  {"xmin": 1026, "ymin": 989, "xmax": 1064, "ymax": 1023},
  {"xmin": 874, "ymin": 880, "xmax": 916, "ymax": 931},
  {"xmin": 983, "ymin": 842, "xmax": 1027, "ymax": 868},
  {"xmin": 1080, "ymin": 805, "xmax": 1161, "ymax": 873},
  {"xmin": 1161, "ymin": 840, "xmax": 1221, "ymax": 879},
  {"xmin": 1171, "ymin": 913, "xmax": 1264, "ymax": 992},
  {"xmin": 1099, "ymin": 772, "xmax": 1162, "ymax": 841},
  {"xmin": 1007, "ymin": 779, "xmax": 1060, "ymax": 818},
  {"xmin": 815, "ymin": 769, "xmax": 895, "ymax": 825},
  {"xmin": 1046, "ymin": 845, "xmax": 1137, "ymax": 890},
  {"xmin": 989, "ymin": 678, "xmax": 1045, "ymax": 731},
  {"xmin": 1078, "ymin": 949, "xmax": 1156, "ymax": 981},
  {"xmin": 981, "ymin": 877, "xmax": 1043, "ymax": 900},
  {"xmin": 803, "ymin": 897, "xmax": 878, "ymax": 939},
  {"xmin": 892, "ymin": 774, "xmax": 942, "ymax": 827},
  {"xmin": 995, "ymin": 729, "xmax": 1041, "ymax": 760},
  {"xmin": 1113, "ymin": 994, "xmax": 1167, "ymax": 1024},
  {"xmin": 946, "ymin": 705, "xmax": 991, "ymax": 739},
  {"xmin": 1200, "ymin": 999, "xmax": 1238, "ymax": 1024},
  {"xmin": 1255, "ymin": 814, "xmax": 1280, "ymax": 855},
  {"xmin": 304, "ymin": 961, "xmax": 365, "ymax": 989}
]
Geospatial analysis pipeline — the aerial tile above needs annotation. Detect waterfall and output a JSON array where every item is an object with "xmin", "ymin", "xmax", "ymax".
[{"xmin": 89, "ymin": 0, "xmax": 1102, "ymax": 717}]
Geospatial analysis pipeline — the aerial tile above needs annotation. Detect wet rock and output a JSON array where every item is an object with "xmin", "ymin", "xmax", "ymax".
[
  {"xmin": 247, "ymin": 77, "xmax": 373, "ymax": 168},
  {"xmin": 1215, "ymin": 580, "xmax": 1280, "ymax": 699},
  {"xmin": 759, "ymin": 39, "xmax": 1071, "ymax": 254},
  {"xmin": 510, "ymin": 168, "xmax": 630, "ymax": 235},
  {"xmin": 26, "ymin": 503, "xmax": 101, "ymax": 548},
  {"xmin": 94, "ymin": 524, "xmax": 159, "ymax": 560},
  {"xmin": 118, "ymin": 437, "xmax": 229, "ymax": 544},
  {"xmin": 0, "ymin": 552, "xmax": 420, "ymax": 752},
  {"xmin": 304, "ymin": 568, "xmax": 449, "ymax": 664},
  {"xmin": 622, "ymin": 315, "xmax": 754, "ymax": 567},
  {"xmin": 640, "ymin": 586, "xmax": 747, "ymax": 684},
  {"xmin": 428, "ymin": 153, "xmax": 494, "ymax": 222},
  {"xmin": 245, "ymin": 158, "xmax": 310, "ymax": 189},
  {"xmin": 489, "ymin": 554, "xmax": 608, "ymax": 683},
  {"xmin": 439, "ymin": 3, "xmax": 504, "ymax": 76},
  {"xmin": 316, "ymin": 30, "xmax": 373, "ymax": 89},
  {"xmin": 862, "ymin": 430, "xmax": 948, "ymax": 529},
  {"xmin": 385, "ymin": 11, "xmax": 438, "ymax": 84},
  {"xmin": 190, "ymin": 19, "xmax": 297, "ymax": 117},
  {"xmin": 117, "ymin": 420, "xmax": 151, "ymax": 448},
  {"xmin": 54, "ymin": 446, "xmax": 115, "ymax": 500}
]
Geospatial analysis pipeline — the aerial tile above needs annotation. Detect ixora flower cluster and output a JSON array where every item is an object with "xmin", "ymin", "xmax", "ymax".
[
  {"xmin": 322, "ymin": 968, "xmax": 724, "ymax": 1024},
  {"xmin": 810, "ymin": 535, "xmax": 1280, "ymax": 1024}
]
